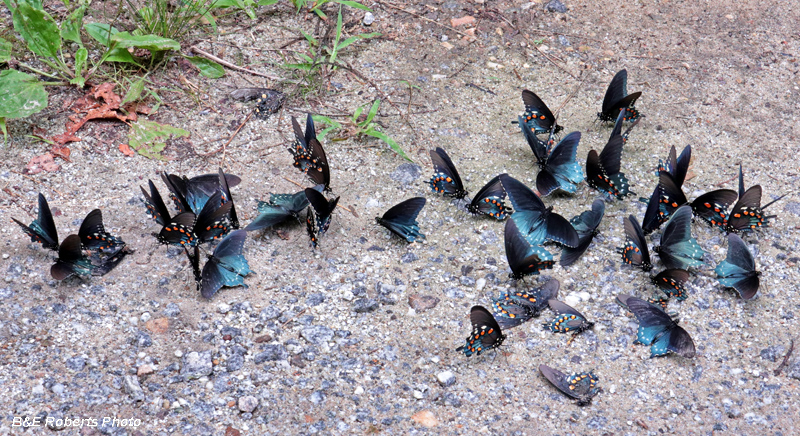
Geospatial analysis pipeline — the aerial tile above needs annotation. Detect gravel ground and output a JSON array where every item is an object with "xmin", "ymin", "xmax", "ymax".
[{"xmin": 2, "ymin": 0, "xmax": 800, "ymax": 435}]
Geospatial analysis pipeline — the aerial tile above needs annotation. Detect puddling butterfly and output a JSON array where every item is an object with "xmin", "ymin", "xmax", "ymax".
[
  {"xmin": 597, "ymin": 69, "xmax": 642, "ymax": 123},
  {"xmin": 187, "ymin": 229, "xmax": 253, "ymax": 299},
  {"xmin": 158, "ymin": 191, "xmax": 233, "ymax": 247},
  {"xmin": 289, "ymin": 114, "xmax": 331, "ymax": 191},
  {"xmin": 141, "ymin": 179, "xmax": 172, "ymax": 226},
  {"xmin": 642, "ymin": 145, "xmax": 691, "ymax": 234},
  {"xmin": 428, "ymin": 147, "xmax": 467, "ymax": 199},
  {"xmin": 544, "ymin": 299, "xmax": 594, "ymax": 337},
  {"xmin": 245, "ymin": 185, "xmax": 324, "ymax": 232},
  {"xmin": 586, "ymin": 111, "xmax": 633, "ymax": 199},
  {"xmin": 651, "ymin": 268, "xmax": 690, "ymax": 301},
  {"xmin": 725, "ymin": 164, "xmax": 785, "ymax": 234},
  {"xmin": 492, "ymin": 278, "xmax": 560, "ymax": 329},
  {"xmin": 539, "ymin": 364, "xmax": 600, "ymax": 407},
  {"xmin": 561, "ymin": 199, "xmax": 605, "ymax": 267},
  {"xmin": 653, "ymin": 205, "xmax": 705, "ymax": 270},
  {"xmin": 499, "ymin": 174, "xmax": 579, "ymax": 248},
  {"xmin": 161, "ymin": 170, "xmax": 241, "ymax": 216},
  {"xmin": 466, "ymin": 175, "xmax": 510, "ymax": 220},
  {"xmin": 12, "ymin": 193, "xmax": 59, "ymax": 251},
  {"xmin": 620, "ymin": 214, "xmax": 652, "ymax": 271},
  {"xmin": 657, "ymin": 171, "xmax": 737, "ymax": 231},
  {"xmin": 533, "ymin": 131, "xmax": 584, "ymax": 197},
  {"xmin": 375, "ymin": 197, "xmax": 426, "ymax": 243},
  {"xmin": 504, "ymin": 219, "xmax": 555, "ymax": 279},
  {"xmin": 715, "ymin": 233, "xmax": 760, "ymax": 300},
  {"xmin": 79, "ymin": 209, "xmax": 127, "ymax": 257},
  {"xmin": 51, "ymin": 234, "xmax": 127, "ymax": 280},
  {"xmin": 305, "ymin": 187, "xmax": 339, "ymax": 248},
  {"xmin": 518, "ymin": 89, "xmax": 563, "ymax": 135},
  {"xmin": 617, "ymin": 294, "xmax": 696, "ymax": 358},
  {"xmin": 456, "ymin": 305, "xmax": 506, "ymax": 357}
]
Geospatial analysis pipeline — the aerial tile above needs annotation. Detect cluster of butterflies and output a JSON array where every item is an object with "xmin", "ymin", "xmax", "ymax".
[
  {"xmin": 12, "ymin": 194, "xmax": 131, "ymax": 280},
  {"xmin": 427, "ymin": 69, "xmax": 785, "ymax": 406}
]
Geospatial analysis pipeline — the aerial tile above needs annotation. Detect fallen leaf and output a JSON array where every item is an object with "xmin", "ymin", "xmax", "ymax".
[
  {"xmin": 411, "ymin": 410, "xmax": 438, "ymax": 428},
  {"xmin": 119, "ymin": 143, "xmax": 135, "ymax": 157},
  {"xmin": 51, "ymin": 144, "xmax": 71, "ymax": 161},
  {"xmin": 51, "ymin": 133, "xmax": 80, "ymax": 146},
  {"xmin": 25, "ymin": 153, "xmax": 60, "ymax": 174},
  {"xmin": 144, "ymin": 318, "xmax": 169, "ymax": 334},
  {"xmin": 451, "ymin": 16, "xmax": 475, "ymax": 27},
  {"xmin": 224, "ymin": 426, "xmax": 240, "ymax": 436}
]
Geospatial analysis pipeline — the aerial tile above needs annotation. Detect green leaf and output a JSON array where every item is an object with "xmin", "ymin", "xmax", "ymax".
[
  {"xmin": 329, "ymin": 7, "xmax": 343, "ymax": 64},
  {"xmin": 364, "ymin": 98, "xmax": 380, "ymax": 124},
  {"xmin": 0, "ymin": 117, "xmax": 7, "ymax": 146},
  {"xmin": 84, "ymin": 22, "xmax": 119, "ymax": 47},
  {"xmin": 184, "ymin": 56, "xmax": 225, "ymax": 79},
  {"xmin": 0, "ymin": 37, "xmax": 12, "ymax": 63},
  {"xmin": 352, "ymin": 105, "xmax": 363, "ymax": 121},
  {"xmin": 121, "ymin": 78, "xmax": 145, "ymax": 105},
  {"xmin": 14, "ymin": 2, "xmax": 62, "ymax": 58},
  {"xmin": 112, "ymin": 32, "xmax": 181, "ymax": 52},
  {"xmin": 311, "ymin": 115, "xmax": 341, "ymax": 141},
  {"xmin": 257, "ymin": 0, "xmax": 279, "ymax": 4},
  {"xmin": 69, "ymin": 47, "xmax": 87, "ymax": 87},
  {"xmin": 332, "ymin": 0, "xmax": 371, "ymax": 11},
  {"xmin": 337, "ymin": 32, "xmax": 381, "ymax": 51},
  {"xmin": 300, "ymin": 30, "xmax": 317, "ymax": 46},
  {"xmin": 60, "ymin": 5, "xmax": 85, "ymax": 45},
  {"xmin": 0, "ymin": 70, "xmax": 48, "ymax": 119},
  {"xmin": 367, "ymin": 129, "xmax": 411, "ymax": 161},
  {"xmin": 128, "ymin": 119, "xmax": 189, "ymax": 161}
]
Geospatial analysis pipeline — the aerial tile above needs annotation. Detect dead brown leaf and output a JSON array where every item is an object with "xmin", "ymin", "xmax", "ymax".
[
  {"xmin": 144, "ymin": 318, "xmax": 169, "ymax": 334},
  {"xmin": 25, "ymin": 153, "xmax": 61, "ymax": 174},
  {"xmin": 451, "ymin": 16, "xmax": 475, "ymax": 27},
  {"xmin": 119, "ymin": 143, "xmax": 135, "ymax": 157}
]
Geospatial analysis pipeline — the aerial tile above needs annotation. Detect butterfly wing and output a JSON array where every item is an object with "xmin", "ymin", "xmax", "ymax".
[
  {"xmin": 504, "ymin": 219, "xmax": 554, "ymax": 278},
  {"xmin": 158, "ymin": 212, "xmax": 197, "ymax": 246},
  {"xmin": 658, "ymin": 171, "xmax": 688, "ymax": 222},
  {"xmin": 429, "ymin": 147, "xmax": 467, "ymax": 198},
  {"xmin": 456, "ymin": 305, "xmax": 506, "ymax": 356},
  {"xmin": 715, "ymin": 233, "xmax": 759, "ymax": 299},
  {"xmin": 641, "ymin": 185, "xmax": 665, "ymax": 234},
  {"xmin": 51, "ymin": 235, "xmax": 92, "ymax": 280},
  {"xmin": 193, "ymin": 191, "xmax": 233, "ymax": 243},
  {"xmin": 520, "ymin": 90, "xmax": 561, "ymax": 135},
  {"xmin": 78, "ymin": 209, "xmax": 126, "ymax": 256},
  {"xmin": 13, "ymin": 193, "xmax": 60, "ymax": 250},
  {"xmin": 658, "ymin": 206, "xmax": 704, "ymax": 270},
  {"xmin": 537, "ymin": 131, "xmax": 584, "ymax": 196},
  {"xmin": 651, "ymin": 268, "xmax": 690, "ymax": 300},
  {"xmin": 218, "ymin": 168, "xmax": 239, "ymax": 229},
  {"xmin": 141, "ymin": 180, "xmax": 172, "ymax": 226},
  {"xmin": 376, "ymin": 197, "xmax": 426, "ymax": 242},
  {"xmin": 546, "ymin": 299, "xmax": 593, "ymax": 333},
  {"xmin": 690, "ymin": 189, "xmax": 738, "ymax": 229},
  {"xmin": 467, "ymin": 175, "xmax": 509, "ymax": 219},
  {"xmin": 621, "ymin": 215, "xmax": 652, "ymax": 271},
  {"xmin": 725, "ymin": 185, "xmax": 765, "ymax": 233},
  {"xmin": 587, "ymin": 133, "xmax": 630, "ymax": 199}
]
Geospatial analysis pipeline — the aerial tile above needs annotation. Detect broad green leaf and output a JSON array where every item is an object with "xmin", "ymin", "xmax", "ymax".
[
  {"xmin": 69, "ymin": 47, "xmax": 87, "ymax": 87},
  {"xmin": 333, "ymin": 0, "xmax": 371, "ymax": 11},
  {"xmin": 367, "ymin": 130, "xmax": 411, "ymax": 161},
  {"xmin": 111, "ymin": 32, "xmax": 180, "ymax": 52},
  {"xmin": 365, "ymin": 99, "xmax": 380, "ymax": 124},
  {"xmin": 84, "ymin": 22, "xmax": 119, "ymax": 47},
  {"xmin": 61, "ymin": 5, "xmax": 85, "ymax": 45},
  {"xmin": 184, "ymin": 56, "xmax": 225, "ymax": 79},
  {"xmin": 0, "ymin": 37, "xmax": 12, "ymax": 62},
  {"xmin": 201, "ymin": 11, "xmax": 218, "ymax": 33},
  {"xmin": 101, "ymin": 47, "xmax": 138, "ymax": 64},
  {"xmin": 311, "ymin": 115, "xmax": 341, "ymax": 141},
  {"xmin": 122, "ymin": 78, "xmax": 145, "ymax": 105},
  {"xmin": 0, "ymin": 70, "xmax": 48, "ymax": 119},
  {"xmin": 14, "ymin": 2, "xmax": 61, "ymax": 58},
  {"xmin": 128, "ymin": 119, "xmax": 189, "ymax": 160},
  {"xmin": 337, "ymin": 32, "xmax": 380, "ymax": 51}
]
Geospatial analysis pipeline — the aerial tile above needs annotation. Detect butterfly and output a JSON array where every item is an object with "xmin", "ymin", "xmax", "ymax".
[
  {"xmin": 715, "ymin": 233, "xmax": 760, "ymax": 300},
  {"xmin": 533, "ymin": 131, "xmax": 584, "ymax": 196},
  {"xmin": 456, "ymin": 305, "xmax": 506, "ymax": 357},
  {"xmin": 518, "ymin": 89, "xmax": 563, "ymax": 135},
  {"xmin": 187, "ymin": 229, "xmax": 253, "ymax": 299},
  {"xmin": 653, "ymin": 205, "xmax": 705, "ymax": 270},
  {"xmin": 504, "ymin": 219, "xmax": 555, "ymax": 279},
  {"xmin": 305, "ymin": 187, "xmax": 339, "ymax": 248},
  {"xmin": 561, "ymin": 199, "xmax": 605, "ymax": 267},
  {"xmin": 78, "ymin": 209, "xmax": 127, "ymax": 257},
  {"xmin": 376, "ymin": 197, "xmax": 426, "ymax": 242},
  {"xmin": 725, "ymin": 164, "xmax": 785, "ymax": 233},
  {"xmin": 428, "ymin": 147, "xmax": 467, "ymax": 199},
  {"xmin": 539, "ymin": 364, "xmax": 599, "ymax": 407},
  {"xmin": 597, "ymin": 69, "xmax": 642, "ymax": 123},
  {"xmin": 617, "ymin": 294, "xmax": 696, "ymax": 358},
  {"xmin": 499, "ymin": 174, "xmax": 579, "ymax": 247},
  {"xmin": 245, "ymin": 185, "xmax": 323, "ymax": 232},
  {"xmin": 51, "ymin": 234, "xmax": 127, "ymax": 280},
  {"xmin": 641, "ymin": 145, "xmax": 691, "ymax": 234},
  {"xmin": 659, "ymin": 145, "xmax": 691, "ymax": 188},
  {"xmin": 289, "ymin": 114, "xmax": 331, "ymax": 190},
  {"xmin": 161, "ymin": 171, "xmax": 241, "ymax": 215},
  {"xmin": 620, "ymin": 214, "xmax": 652, "ymax": 271},
  {"xmin": 141, "ymin": 179, "xmax": 172, "ymax": 226},
  {"xmin": 217, "ymin": 168, "xmax": 240, "ymax": 229},
  {"xmin": 586, "ymin": 111, "xmax": 632, "ymax": 199},
  {"xmin": 465, "ymin": 175, "xmax": 510, "ymax": 220},
  {"xmin": 651, "ymin": 268, "xmax": 690, "ymax": 301},
  {"xmin": 544, "ymin": 299, "xmax": 594, "ymax": 336},
  {"xmin": 492, "ymin": 278, "xmax": 560, "ymax": 329},
  {"xmin": 658, "ymin": 171, "xmax": 738, "ymax": 230},
  {"xmin": 158, "ymin": 192, "xmax": 233, "ymax": 246},
  {"xmin": 12, "ymin": 193, "xmax": 59, "ymax": 250}
]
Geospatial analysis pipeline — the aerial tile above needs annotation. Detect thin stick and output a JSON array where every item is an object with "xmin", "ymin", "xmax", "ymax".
[
  {"xmin": 11, "ymin": 171, "xmax": 67, "ymax": 196},
  {"xmin": 553, "ymin": 71, "xmax": 588, "ymax": 117},
  {"xmin": 532, "ymin": 44, "xmax": 576, "ymax": 79},
  {"xmin": 375, "ymin": 0, "xmax": 470, "ymax": 38},
  {"xmin": 189, "ymin": 46, "xmax": 282, "ymax": 80},
  {"xmin": 774, "ymin": 339, "xmax": 794, "ymax": 376},
  {"xmin": 198, "ymin": 112, "xmax": 253, "ymax": 160},
  {"xmin": 715, "ymin": 173, "xmax": 739, "ymax": 187}
]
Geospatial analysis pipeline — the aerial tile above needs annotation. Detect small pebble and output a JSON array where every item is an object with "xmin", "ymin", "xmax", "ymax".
[
  {"xmin": 363, "ymin": 11, "xmax": 375, "ymax": 26},
  {"xmin": 238, "ymin": 396, "xmax": 258, "ymax": 413}
]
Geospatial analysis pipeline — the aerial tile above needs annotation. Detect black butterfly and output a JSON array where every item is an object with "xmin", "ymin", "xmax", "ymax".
[
  {"xmin": 428, "ymin": 147, "xmax": 467, "ymax": 199},
  {"xmin": 466, "ymin": 175, "xmax": 510, "ymax": 220},
  {"xmin": 519, "ymin": 89, "xmax": 563, "ymax": 135},
  {"xmin": 561, "ymin": 199, "xmax": 605, "ymax": 267},
  {"xmin": 620, "ymin": 214, "xmax": 652, "ymax": 271},
  {"xmin": 289, "ymin": 114, "xmax": 331, "ymax": 190},
  {"xmin": 544, "ymin": 299, "xmax": 594, "ymax": 336},
  {"xmin": 653, "ymin": 205, "xmax": 705, "ymax": 270},
  {"xmin": 715, "ymin": 233, "xmax": 760, "ymax": 300},
  {"xmin": 499, "ymin": 174, "xmax": 579, "ymax": 248},
  {"xmin": 642, "ymin": 145, "xmax": 692, "ymax": 233},
  {"xmin": 659, "ymin": 145, "xmax": 691, "ymax": 188},
  {"xmin": 504, "ymin": 219, "xmax": 555, "ymax": 280},
  {"xmin": 141, "ymin": 179, "xmax": 172, "ymax": 226},
  {"xmin": 245, "ymin": 186, "xmax": 323, "ymax": 232},
  {"xmin": 539, "ymin": 364, "xmax": 599, "ymax": 407},
  {"xmin": 12, "ymin": 193, "xmax": 59, "ymax": 250},
  {"xmin": 492, "ymin": 278, "xmax": 560, "ymax": 329},
  {"xmin": 158, "ymin": 192, "xmax": 232, "ymax": 246},
  {"xmin": 161, "ymin": 171, "xmax": 241, "ymax": 215},
  {"xmin": 51, "ymin": 234, "xmax": 127, "ymax": 280},
  {"xmin": 533, "ymin": 131, "xmax": 584, "ymax": 196},
  {"xmin": 617, "ymin": 294, "xmax": 696, "ymax": 358},
  {"xmin": 586, "ymin": 111, "xmax": 632, "ymax": 199},
  {"xmin": 651, "ymin": 268, "xmax": 690, "ymax": 301},
  {"xmin": 78, "ymin": 209, "xmax": 126, "ymax": 257},
  {"xmin": 598, "ymin": 69, "xmax": 642, "ymax": 123},
  {"xmin": 305, "ymin": 187, "xmax": 339, "ymax": 248},
  {"xmin": 456, "ymin": 305, "xmax": 506, "ymax": 357},
  {"xmin": 217, "ymin": 168, "xmax": 240, "ymax": 229},
  {"xmin": 725, "ymin": 165, "xmax": 785, "ymax": 233},
  {"xmin": 187, "ymin": 229, "xmax": 253, "ymax": 299},
  {"xmin": 658, "ymin": 171, "xmax": 738, "ymax": 230},
  {"xmin": 376, "ymin": 197, "xmax": 426, "ymax": 242}
]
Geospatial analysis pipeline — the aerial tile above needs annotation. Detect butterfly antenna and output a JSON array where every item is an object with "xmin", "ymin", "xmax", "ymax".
[{"xmin": 761, "ymin": 193, "xmax": 788, "ymax": 211}]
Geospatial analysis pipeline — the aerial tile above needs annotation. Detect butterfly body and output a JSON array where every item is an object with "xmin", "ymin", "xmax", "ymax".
[
  {"xmin": 12, "ymin": 193, "xmax": 59, "ymax": 250},
  {"xmin": 428, "ymin": 147, "xmax": 467, "ymax": 199},
  {"xmin": 492, "ymin": 278, "xmax": 560, "ymax": 329},
  {"xmin": 456, "ymin": 306, "xmax": 506, "ymax": 357},
  {"xmin": 539, "ymin": 364, "xmax": 599, "ymax": 407},
  {"xmin": 598, "ymin": 69, "xmax": 642, "ymax": 122}
]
